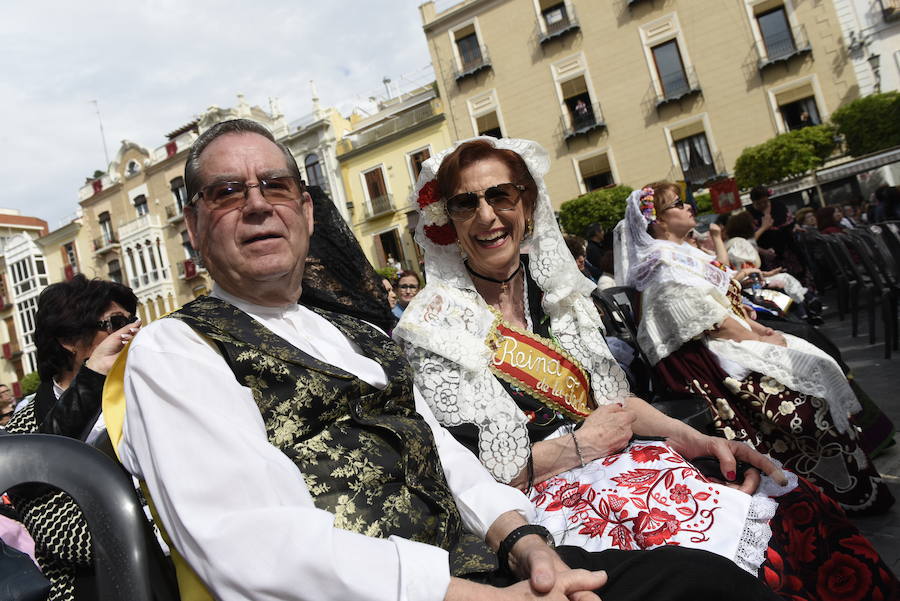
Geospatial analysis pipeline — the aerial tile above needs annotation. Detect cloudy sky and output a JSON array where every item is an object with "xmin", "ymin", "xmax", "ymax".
[{"xmin": 1, "ymin": 1, "xmax": 434, "ymax": 229}]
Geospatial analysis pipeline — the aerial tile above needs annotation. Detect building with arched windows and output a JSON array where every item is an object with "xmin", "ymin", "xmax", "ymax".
[{"xmin": 281, "ymin": 83, "xmax": 353, "ymax": 222}]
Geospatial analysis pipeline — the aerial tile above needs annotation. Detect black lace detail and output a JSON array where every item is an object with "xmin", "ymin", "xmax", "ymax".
[{"xmin": 300, "ymin": 186, "xmax": 397, "ymax": 332}]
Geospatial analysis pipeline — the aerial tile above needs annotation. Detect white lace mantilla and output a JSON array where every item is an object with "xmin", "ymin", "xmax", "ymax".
[{"xmin": 394, "ymin": 137, "xmax": 629, "ymax": 483}]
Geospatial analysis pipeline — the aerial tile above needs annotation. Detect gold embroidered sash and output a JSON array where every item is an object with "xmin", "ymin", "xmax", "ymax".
[{"xmin": 487, "ymin": 320, "xmax": 593, "ymax": 421}]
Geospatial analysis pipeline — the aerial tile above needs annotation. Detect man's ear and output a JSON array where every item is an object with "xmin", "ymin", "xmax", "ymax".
[{"xmin": 57, "ymin": 338, "xmax": 78, "ymax": 354}]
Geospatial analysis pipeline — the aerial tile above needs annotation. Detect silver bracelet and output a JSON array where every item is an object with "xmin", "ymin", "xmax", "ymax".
[{"xmin": 571, "ymin": 430, "xmax": 586, "ymax": 468}]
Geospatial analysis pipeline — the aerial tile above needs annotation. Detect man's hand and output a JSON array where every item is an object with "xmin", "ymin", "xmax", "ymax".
[
  {"xmin": 667, "ymin": 429, "xmax": 788, "ymax": 494},
  {"xmin": 578, "ymin": 404, "xmax": 636, "ymax": 461}
]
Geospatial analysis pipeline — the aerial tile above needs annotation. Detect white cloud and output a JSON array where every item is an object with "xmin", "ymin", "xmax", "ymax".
[{"xmin": 0, "ymin": 0, "xmax": 432, "ymax": 229}]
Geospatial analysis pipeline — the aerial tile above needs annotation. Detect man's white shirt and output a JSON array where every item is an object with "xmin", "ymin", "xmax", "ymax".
[{"xmin": 119, "ymin": 285, "xmax": 530, "ymax": 601}]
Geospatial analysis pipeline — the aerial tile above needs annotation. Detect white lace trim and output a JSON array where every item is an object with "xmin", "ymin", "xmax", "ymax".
[
  {"xmin": 638, "ymin": 282, "xmax": 732, "ymax": 365},
  {"xmin": 708, "ymin": 334, "xmax": 861, "ymax": 434}
]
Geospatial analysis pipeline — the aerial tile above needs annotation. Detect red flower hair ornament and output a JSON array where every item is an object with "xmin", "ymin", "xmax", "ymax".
[{"xmin": 416, "ymin": 179, "xmax": 457, "ymax": 245}]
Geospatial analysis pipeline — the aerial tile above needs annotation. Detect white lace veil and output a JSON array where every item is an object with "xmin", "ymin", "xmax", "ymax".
[{"xmin": 613, "ymin": 189, "xmax": 733, "ymax": 295}]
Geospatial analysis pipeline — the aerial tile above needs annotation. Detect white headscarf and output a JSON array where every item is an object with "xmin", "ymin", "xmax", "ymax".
[{"xmin": 393, "ymin": 137, "xmax": 629, "ymax": 483}]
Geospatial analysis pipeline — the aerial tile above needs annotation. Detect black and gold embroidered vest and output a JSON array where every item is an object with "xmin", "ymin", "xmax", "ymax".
[{"xmin": 169, "ymin": 296, "xmax": 496, "ymax": 577}]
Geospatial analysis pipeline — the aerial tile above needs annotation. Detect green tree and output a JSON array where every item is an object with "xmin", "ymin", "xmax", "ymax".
[
  {"xmin": 20, "ymin": 371, "xmax": 41, "ymax": 397},
  {"xmin": 375, "ymin": 266, "xmax": 398, "ymax": 281},
  {"xmin": 693, "ymin": 192, "xmax": 712, "ymax": 215},
  {"xmin": 558, "ymin": 185, "xmax": 633, "ymax": 236},
  {"xmin": 734, "ymin": 124, "xmax": 836, "ymax": 189},
  {"xmin": 831, "ymin": 91, "xmax": 900, "ymax": 157}
]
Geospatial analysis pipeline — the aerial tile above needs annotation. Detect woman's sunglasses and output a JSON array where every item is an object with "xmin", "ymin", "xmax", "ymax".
[
  {"xmin": 446, "ymin": 183, "xmax": 526, "ymax": 221},
  {"xmin": 97, "ymin": 314, "xmax": 139, "ymax": 333}
]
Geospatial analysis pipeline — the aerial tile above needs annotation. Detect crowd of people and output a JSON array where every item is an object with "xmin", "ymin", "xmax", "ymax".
[{"xmin": 0, "ymin": 124, "xmax": 897, "ymax": 601}]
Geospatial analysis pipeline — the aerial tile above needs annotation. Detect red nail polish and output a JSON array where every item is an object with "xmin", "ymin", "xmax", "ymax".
[{"xmin": 726, "ymin": 471, "xmax": 736, "ymax": 481}]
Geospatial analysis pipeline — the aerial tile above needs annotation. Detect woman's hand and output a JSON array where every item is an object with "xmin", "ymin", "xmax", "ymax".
[
  {"xmin": 708, "ymin": 223, "xmax": 723, "ymax": 239},
  {"xmin": 667, "ymin": 429, "xmax": 788, "ymax": 494},
  {"xmin": 578, "ymin": 404, "xmax": 636, "ymax": 462},
  {"xmin": 85, "ymin": 319, "xmax": 141, "ymax": 376},
  {"xmin": 761, "ymin": 267, "xmax": 783, "ymax": 278},
  {"xmin": 733, "ymin": 267, "xmax": 761, "ymax": 285},
  {"xmin": 759, "ymin": 213, "xmax": 774, "ymax": 232},
  {"xmin": 758, "ymin": 329, "xmax": 787, "ymax": 346}
]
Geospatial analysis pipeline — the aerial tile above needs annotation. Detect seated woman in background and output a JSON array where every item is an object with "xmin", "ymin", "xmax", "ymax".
[
  {"xmin": 816, "ymin": 205, "xmax": 845, "ymax": 234},
  {"xmin": 614, "ymin": 183, "xmax": 893, "ymax": 515},
  {"xmin": 5, "ymin": 275, "xmax": 143, "ymax": 601},
  {"xmin": 793, "ymin": 207, "xmax": 817, "ymax": 231},
  {"xmin": 722, "ymin": 211, "xmax": 814, "ymax": 317},
  {"xmin": 394, "ymin": 138, "xmax": 898, "ymax": 601}
]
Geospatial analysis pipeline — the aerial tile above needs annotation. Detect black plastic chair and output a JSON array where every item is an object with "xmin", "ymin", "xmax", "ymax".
[
  {"xmin": 841, "ymin": 231, "xmax": 899, "ymax": 357},
  {"xmin": 0, "ymin": 434, "xmax": 154, "ymax": 601},
  {"xmin": 593, "ymin": 287, "xmax": 714, "ymax": 433},
  {"xmin": 826, "ymin": 233, "xmax": 872, "ymax": 336},
  {"xmin": 799, "ymin": 231, "xmax": 853, "ymax": 321}
]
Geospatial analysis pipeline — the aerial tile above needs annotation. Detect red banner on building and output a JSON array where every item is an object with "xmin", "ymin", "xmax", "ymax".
[{"xmin": 710, "ymin": 178, "xmax": 741, "ymax": 214}]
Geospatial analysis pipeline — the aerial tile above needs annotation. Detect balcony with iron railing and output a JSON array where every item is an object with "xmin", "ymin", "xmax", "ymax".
[
  {"xmin": 561, "ymin": 100, "xmax": 606, "ymax": 141},
  {"xmin": 879, "ymin": 0, "xmax": 899, "ymax": 21},
  {"xmin": 652, "ymin": 65, "xmax": 702, "ymax": 108},
  {"xmin": 92, "ymin": 232, "xmax": 119, "ymax": 254},
  {"xmin": 337, "ymin": 101, "xmax": 441, "ymax": 156},
  {"xmin": 536, "ymin": 4, "xmax": 580, "ymax": 45},
  {"xmin": 757, "ymin": 24, "xmax": 812, "ymax": 71},
  {"xmin": 363, "ymin": 194, "xmax": 395, "ymax": 220},
  {"xmin": 453, "ymin": 46, "xmax": 492, "ymax": 82},
  {"xmin": 670, "ymin": 151, "xmax": 728, "ymax": 188},
  {"xmin": 165, "ymin": 202, "xmax": 185, "ymax": 224}
]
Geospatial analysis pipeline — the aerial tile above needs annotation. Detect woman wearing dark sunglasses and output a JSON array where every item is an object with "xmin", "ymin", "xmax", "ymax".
[{"xmin": 5, "ymin": 274, "xmax": 140, "ymax": 600}]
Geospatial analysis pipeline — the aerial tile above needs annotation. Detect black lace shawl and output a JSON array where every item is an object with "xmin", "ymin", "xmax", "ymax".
[{"xmin": 300, "ymin": 186, "xmax": 397, "ymax": 333}]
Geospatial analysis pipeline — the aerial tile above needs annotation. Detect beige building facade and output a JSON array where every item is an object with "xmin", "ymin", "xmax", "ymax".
[
  {"xmin": 420, "ymin": 0, "xmax": 862, "ymax": 209},
  {"xmin": 338, "ymin": 87, "xmax": 453, "ymax": 272}
]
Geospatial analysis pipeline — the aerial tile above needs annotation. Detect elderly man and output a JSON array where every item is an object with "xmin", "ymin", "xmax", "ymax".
[{"xmin": 110, "ymin": 120, "xmax": 777, "ymax": 601}]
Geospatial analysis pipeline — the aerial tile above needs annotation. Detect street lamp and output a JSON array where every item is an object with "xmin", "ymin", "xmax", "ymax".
[{"xmin": 867, "ymin": 52, "xmax": 881, "ymax": 94}]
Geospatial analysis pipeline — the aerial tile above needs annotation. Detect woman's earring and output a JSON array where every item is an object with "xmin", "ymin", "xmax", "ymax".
[{"xmin": 524, "ymin": 219, "xmax": 534, "ymax": 240}]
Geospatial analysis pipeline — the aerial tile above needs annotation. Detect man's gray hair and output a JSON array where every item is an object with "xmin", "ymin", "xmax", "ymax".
[{"xmin": 184, "ymin": 119, "xmax": 303, "ymax": 204}]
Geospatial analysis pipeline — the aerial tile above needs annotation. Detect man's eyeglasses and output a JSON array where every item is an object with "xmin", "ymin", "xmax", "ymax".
[
  {"xmin": 190, "ymin": 176, "xmax": 303, "ymax": 211},
  {"xmin": 446, "ymin": 183, "xmax": 526, "ymax": 221},
  {"xmin": 397, "ymin": 284, "xmax": 418, "ymax": 290},
  {"xmin": 97, "ymin": 314, "xmax": 138, "ymax": 333}
]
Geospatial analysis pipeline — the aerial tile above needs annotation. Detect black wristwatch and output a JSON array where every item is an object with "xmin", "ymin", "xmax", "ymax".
[{"xmin": 497, "ymin": 524, "xmax": 555, "ymax": 574}]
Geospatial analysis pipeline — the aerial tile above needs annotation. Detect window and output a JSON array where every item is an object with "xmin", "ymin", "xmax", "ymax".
[
  {"xmin": 578, "ymin": 154, "xmax": 614, "ymax": 192},
  {"xmin": 455, "ymin": 29, "xmax": 483, "ymax": 71},
  {"xmin": 779, "ymin": 96, "xmax": 820, "ymax": 130},
  {"xmin": 541, "ymin": 2, "xmax": 571, "ymax": 35},
  {"xmin": 652, "ymin": 40, "xmax": 689, "ymax": 99},
  {"xmin": 99, "ymin": 212, "xmax": 114, "ymax": 244},
  {"xmin": 476, "ymin": 112, "xmax": 503, "ymax": 138},
  {"xmin": 561, "ymin": 76, "xmax": 597, "ymax": 133},
  {"xmin": 305, "ymin": 154, "xmax": 327, "ymax": 190},
  {"xmin": 363, "ymin": 167, "xmax": 391, "ymax": 216},
  {"xmin": 16, "ymin": 297, "xmax": 37, "ymax": 347},
  {"xmin": 181, "ymin": 230, "xmax": 197, "ymax": 260},
  {"xmin": 409, "ymin": 148, "xmax": 431, "ymax": 181},
  {"xmin": 134, "ymin": 194, "xmax": 149, "ymax": 217},
  {"xmin": 674, "ymin": 133, "xmax": 715, "ymax": 184},
  {"xmin": 11, "ymin": 258, "xmax": 33, "ymax": 295},
  {"xmin": 170, "ymin": 177, "xmax": 187, "ymax": 212},
  {"xmin": 108, "ymin": 259, "xmax": 122, "ymax": 284},
  {"xmin": 62, "ymin": 242, "xmax": 78, "ymax": 279},
  {"xmin": 757, "ymin": 7, "xmax": 795, "ymax": 61},
  {"xmin": 126, "ymin": 160, "xmax": 141, "ymax": 177}
]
